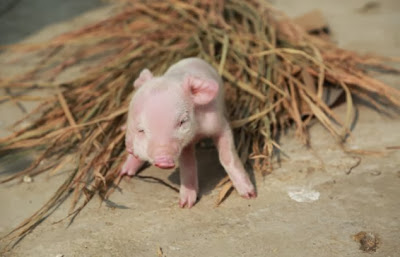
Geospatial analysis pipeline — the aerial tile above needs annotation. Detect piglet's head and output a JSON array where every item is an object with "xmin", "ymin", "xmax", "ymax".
[{"xmin": 126, "ymin": 68, "xmax": 218, "ymax": 169}]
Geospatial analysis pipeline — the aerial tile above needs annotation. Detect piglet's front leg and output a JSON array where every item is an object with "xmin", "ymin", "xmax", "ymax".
[
  {"xmin": 120, "ymin": 154, "xmax": 144, "ymax": 176},
  {"xmin": 178, "ymin": 144, "xmax": 199, "ymax": 208},
  {"xmin": 214, "ymin": 123, "xmax": 256, "ymax": 199}
]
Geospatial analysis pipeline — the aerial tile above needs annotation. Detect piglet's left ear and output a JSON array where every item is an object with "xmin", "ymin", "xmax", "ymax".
[
  {"xmin": 183, "ymin": 75, "xmax": 219, "ymax": 105},
  {"xmin": 133, "ymin": 69, "xmax": 153, "ymax": 89}
]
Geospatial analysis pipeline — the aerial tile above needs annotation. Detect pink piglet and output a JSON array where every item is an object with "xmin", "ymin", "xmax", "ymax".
[{"xmin": 120, "ymin": 57, "xmax": 256, "ymax": 208}]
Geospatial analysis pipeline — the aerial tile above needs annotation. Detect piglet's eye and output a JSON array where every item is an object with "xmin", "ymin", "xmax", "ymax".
[
  {"xmin": 137, "ymin": 129, "xmax": 144, "ymax": 133},
  {"xmin": 179, "ymin": 117, "xmax": 189, "ymax": 126}
]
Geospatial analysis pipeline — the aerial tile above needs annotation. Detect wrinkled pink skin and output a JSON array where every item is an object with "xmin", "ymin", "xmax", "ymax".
[{"xmin": 120, "ymin": 58, "xmax": 256, "ymax": 208}]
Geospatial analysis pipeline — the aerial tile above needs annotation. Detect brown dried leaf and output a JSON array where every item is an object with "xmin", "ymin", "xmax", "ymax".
[{"xmin": 215, "ymin": 180, "xmax": 233, "ymax": 207}]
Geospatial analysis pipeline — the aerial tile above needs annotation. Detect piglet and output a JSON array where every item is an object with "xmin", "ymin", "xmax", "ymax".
[{"xmin": 120, "ymin": 57, "xmax": 256, "ymax": 208}]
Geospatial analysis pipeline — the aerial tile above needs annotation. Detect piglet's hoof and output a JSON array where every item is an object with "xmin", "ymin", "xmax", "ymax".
[
  {"xmin": 241, "ymin": 190, "xmax": 257, "ymax": 199},
  {"xmin": 120, "ymin": 155, "xmax": 143, "ymax": 177},
  {"xmin": 235, "ymin": 183, "xmax": 257, "ymax": 199},
  {"xmin": 179, "ymin": 186, "xmax": 198, "ymax": 208},
  {"xmin": 120, "ymin": 166, "xmax": 136, "ymax": 177}
]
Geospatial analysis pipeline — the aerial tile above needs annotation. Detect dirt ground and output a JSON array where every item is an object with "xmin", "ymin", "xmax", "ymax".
[{"xmin": 1, "ymin": 0, "xmax": 399, "ymax": 256}]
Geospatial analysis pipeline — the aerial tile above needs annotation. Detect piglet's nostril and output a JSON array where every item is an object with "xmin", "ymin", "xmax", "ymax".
[{"xmin": 154, "ymin": 156, "xmax": 175, "ymax": 169}]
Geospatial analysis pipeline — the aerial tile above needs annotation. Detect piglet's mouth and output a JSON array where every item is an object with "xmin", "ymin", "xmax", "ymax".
[{"xmin": 154, "ymin": 156, "xmax": 176, "ymax": 169}]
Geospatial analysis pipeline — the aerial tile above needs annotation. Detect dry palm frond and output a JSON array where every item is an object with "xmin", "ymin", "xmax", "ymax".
[{"xmin": 1, "ymin": 0, "xmax": 399, "ymax": 249}]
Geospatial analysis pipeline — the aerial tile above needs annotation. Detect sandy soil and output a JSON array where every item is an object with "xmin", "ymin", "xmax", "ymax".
[{"xmin": 1, "ymin": 0, "xmax": 399, "ymax": 256}]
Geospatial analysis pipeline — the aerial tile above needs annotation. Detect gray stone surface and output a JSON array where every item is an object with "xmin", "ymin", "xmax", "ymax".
[{"xmin": 0, "ymin": 0, "xmax": 104, "ymax": 45}]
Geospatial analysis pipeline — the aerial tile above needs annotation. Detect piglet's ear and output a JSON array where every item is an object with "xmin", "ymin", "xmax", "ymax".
[
  {"xmin": 183, "ymin": 75, "xmax": 219, "ymax": 105},
  {"xmin": 133, "ymin": 69, "xmax": 153, "ymax": 89}
]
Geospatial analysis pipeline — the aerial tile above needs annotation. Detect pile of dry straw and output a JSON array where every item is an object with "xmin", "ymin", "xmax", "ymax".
[{"xmin": 1, "ymin": 0, "xmax": 399, "ymax": 247}]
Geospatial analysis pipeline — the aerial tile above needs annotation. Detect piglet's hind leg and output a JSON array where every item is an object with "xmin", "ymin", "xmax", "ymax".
[
  {"xmin": 120, "ymin": 154, "xmax": 144, "ymax": 176},
  {"xmin": 214, "ymin": 124, "xmax": 256, "ymax": 199}
]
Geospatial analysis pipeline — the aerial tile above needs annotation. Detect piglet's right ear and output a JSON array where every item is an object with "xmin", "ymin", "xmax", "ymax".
[
  {"xmin": 183, "ymin": 75, "xmax": 219, "ymax": 106},
  {"xmin": 133, "ymin": 69, "xmax": 153, "ymax": 89}
]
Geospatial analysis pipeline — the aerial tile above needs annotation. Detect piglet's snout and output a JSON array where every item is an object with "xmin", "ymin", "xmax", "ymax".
[
  {"xmin": 150, "ymin": 143, "xmax": 178, "ymax": 169},
  {"xmin": 154, "ymin": 156, "xmax": 175, "ymax": 169}
]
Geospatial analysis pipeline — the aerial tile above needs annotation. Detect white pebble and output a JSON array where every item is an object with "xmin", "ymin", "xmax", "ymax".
[
  {"xmin": 287, "ymin": 187, "xmax": 320, "ymax": 203},
  {"xmin": 23, "ymin": 175, "xmax": 33, "ymax": 183}
]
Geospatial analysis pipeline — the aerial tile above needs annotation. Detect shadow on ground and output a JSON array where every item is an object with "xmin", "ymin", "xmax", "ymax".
[{"xmin": 0, "ymin": 149, "xmax": 33, "ymax": 176}]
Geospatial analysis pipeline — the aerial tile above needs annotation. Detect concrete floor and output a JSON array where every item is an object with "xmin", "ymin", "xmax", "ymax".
[{"xmin": 0, "ymin": 0, "xmax": 399, "ymax": 256}]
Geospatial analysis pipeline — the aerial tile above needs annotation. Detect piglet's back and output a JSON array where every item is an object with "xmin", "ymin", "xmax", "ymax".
[{"xmin": 164, "ymin": 58, "xmax": 223, "ymax": 86}]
